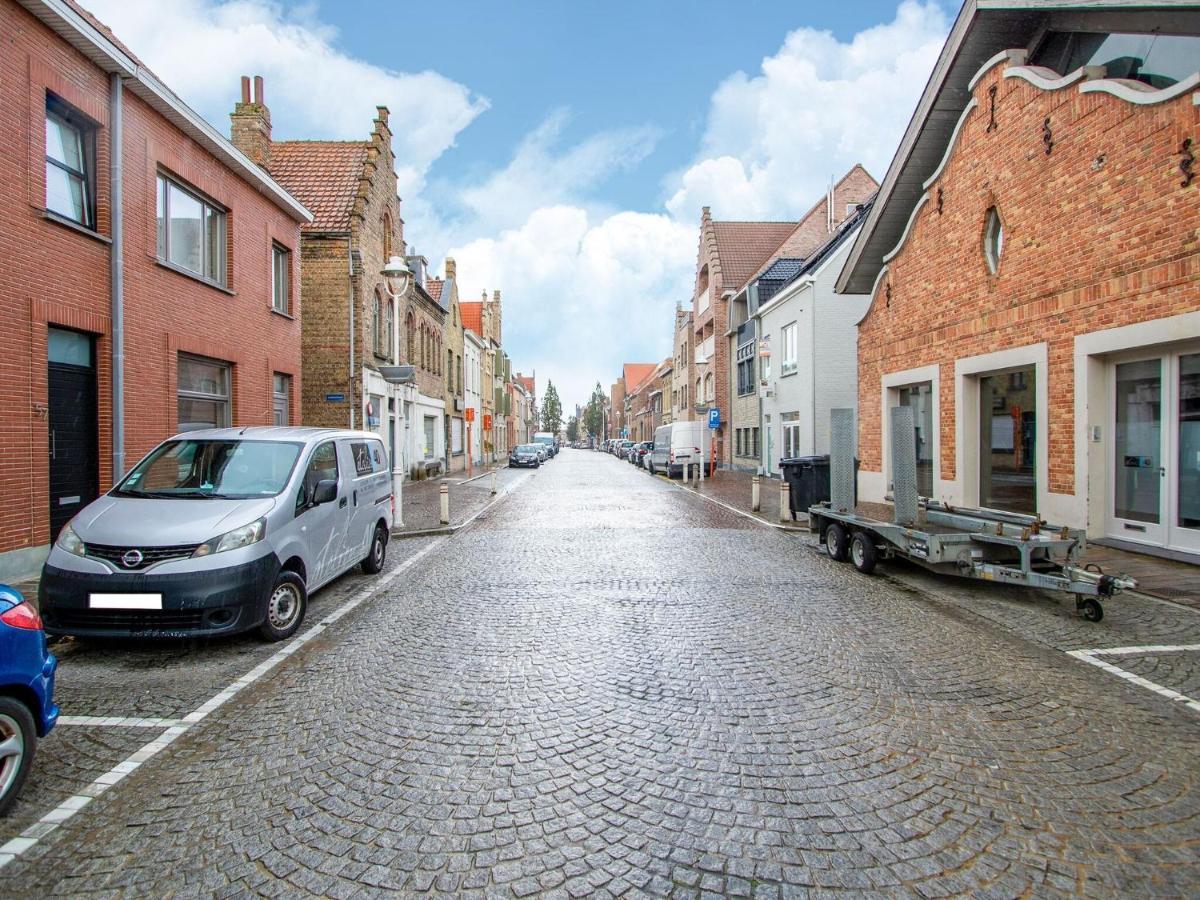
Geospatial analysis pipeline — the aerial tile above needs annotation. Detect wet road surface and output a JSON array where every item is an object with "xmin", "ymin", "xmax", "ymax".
[{"xmin": 3, "ymin": 450, "xmax": 1199, "ymax": 896}]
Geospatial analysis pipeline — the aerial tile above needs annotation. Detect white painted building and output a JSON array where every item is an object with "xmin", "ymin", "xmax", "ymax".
[
  {"xmin": 464, "ymin": 330, "xmax": 484, "ymax": 468},
  {"xmin": 755, "ymin": 209, "xmax": 871, "ymax": 476}
]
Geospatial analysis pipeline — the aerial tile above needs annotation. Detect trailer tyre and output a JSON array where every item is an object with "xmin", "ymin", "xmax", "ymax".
[
  {"xmin": 824, "ymin": 523, "xmax": 849, "ymax": 562},
  {"xmin": 850, "ymin": 532, "xmax": 877, "ymax": 574},
  {"xmin": 1080, "ymin": 598, "xmax": 1103, "ymax": 622}
]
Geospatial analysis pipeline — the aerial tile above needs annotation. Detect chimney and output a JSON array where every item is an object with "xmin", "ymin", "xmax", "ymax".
[
  {"xmin": 229, "ymin": 75, "xmax": 272, "ymax": 170},
  {"xmin": 444, "ymin": 257, "xmax": 456, "ymax": 280},
  {"xmin": 406, "ymin": 250, "xmax": 427, "ymax": 289}
]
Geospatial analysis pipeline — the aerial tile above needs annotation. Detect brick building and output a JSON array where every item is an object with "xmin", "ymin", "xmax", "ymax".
[
  {"xmin": 0, "ymin": 1, "xmax": 309, "ymax": 580},
  {"xmin": 629, "ymin": 359, "xmax": 671, "ymax": 442},
  {"xmin": 461, "ymin": 291, "xmax": 503, "ymax": 461},
  {"xmin": 611, "ymin": 363, "xmax": 656, "ymax": 440},
  {"xmin": 690, "ymin": 209, "xmax": 796, "ymax": 466},
  {"xmin": 725, "ymin": 166, "xmax": 878, "ymax": 473},
  {"xmin": 230, "ymin": 80, "xmax": 447, "ymax": 479},
  {"xmin": 838, "ymin": 1, "xmax": 1200, "ymax": 557}
]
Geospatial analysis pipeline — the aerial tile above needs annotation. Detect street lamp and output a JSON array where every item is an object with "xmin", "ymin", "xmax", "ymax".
[{"xmin": 379, "ymin": 255, "xmax": 413, "ymax": 527}]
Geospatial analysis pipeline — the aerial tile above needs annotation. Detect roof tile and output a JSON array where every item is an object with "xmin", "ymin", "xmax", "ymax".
[{"xmin": 268, "ymin": 141, "xmax": 369, "ymax": 231}]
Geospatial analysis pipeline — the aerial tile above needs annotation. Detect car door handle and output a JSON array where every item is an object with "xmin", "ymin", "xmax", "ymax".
[
  {"xmin": 353, "ymin": 490, "xmax": 358, "ymax": 506},
  {"xmin": 339, "ymin": 497, "xmax": 348, "ymax": 509}
]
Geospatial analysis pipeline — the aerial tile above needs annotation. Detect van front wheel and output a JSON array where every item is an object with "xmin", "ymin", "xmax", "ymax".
[
  {"xmin": 259, "ymin": 571, "xmax": 306, "ymax": 641},
  {"xmin": 361, "ymin": 525, "xmax": 388, "ymax": 575}
]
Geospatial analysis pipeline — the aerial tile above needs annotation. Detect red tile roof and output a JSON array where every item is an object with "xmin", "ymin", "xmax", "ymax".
[
  {"xmin": 517, "ymin": 375, "xmax": 535, "ymax": 394},
  {"xmin": 623, "ymin": 363, "xmax": 657, "ymax": 393},
  {"xmin": 268, "ymin": 141, "xmax": 369, "ymax": 231},
  {"xmin": 460, "ymin": 301, "xmax": 483, "ymax": 336},
  {"xmin": 711, "ymin": 221, "xmax": 799, "ymax": 290}
]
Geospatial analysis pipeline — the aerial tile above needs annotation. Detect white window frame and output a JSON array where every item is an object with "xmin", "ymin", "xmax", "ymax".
[
  {"xmin": 177, "ymin": 353, "xmax": 231, "ymax": 430},
  {"xmin": 781, "ymin": 323, "xmax": 798, "ymax": 376},
  {"xmin": 157, "ymin": 172, "xmax": 227, "ymax": 287},
  {"xmin": 272, "ymin": 243, "xmax": 291, "ymax": 315},
  {"xmin": 45, "ymin": 96, "xmax": 95, "ymax": 228}
]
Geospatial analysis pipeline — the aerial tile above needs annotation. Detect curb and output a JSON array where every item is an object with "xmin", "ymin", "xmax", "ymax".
[{"xmin": 390, "ymin": 471, "xmax": 530, "ymax": 539}]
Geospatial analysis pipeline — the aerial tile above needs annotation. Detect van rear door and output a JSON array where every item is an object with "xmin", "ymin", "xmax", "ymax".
[{"xmin": 341, "ymin": 438, "xmax": 390, "ymax": 569}]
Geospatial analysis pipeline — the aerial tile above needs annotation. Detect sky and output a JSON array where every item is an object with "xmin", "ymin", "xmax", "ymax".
[{"xmin": 83, "ymin": 0, "xmax": 955, "ymax": 412}]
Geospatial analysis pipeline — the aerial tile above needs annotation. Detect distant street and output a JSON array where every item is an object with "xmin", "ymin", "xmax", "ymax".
[{"xmin": 5, "ymin": 450, "xmax": 1200, "ymax": 896}]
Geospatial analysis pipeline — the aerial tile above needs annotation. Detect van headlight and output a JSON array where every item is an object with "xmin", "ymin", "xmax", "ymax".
[
  {"xmin": 57, "ymin": 524, "xmax": 86, "ymax": 557},
  {"xmin": 193, "ymin": 518, "xmax": 266, "ymax": 557}
]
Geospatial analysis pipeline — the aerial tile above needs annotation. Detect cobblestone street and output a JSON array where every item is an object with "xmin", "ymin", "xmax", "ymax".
[{"xmin": 4, "ymin": 449, "xmax": 1200, "ymax": 896}]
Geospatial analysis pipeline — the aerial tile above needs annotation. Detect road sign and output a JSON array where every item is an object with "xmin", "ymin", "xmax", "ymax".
[
  {"xmin": 465, "ymin": 407, "xmax": 475, "ymax": 423},
  {"xmin": 483, "ymin": 414, "xmax": 493, "ymax": 430},
  {"xmin": 325, "ymin": 393, "xmax": 345, "ymax": 403},
  {"xmin": 708, "ymin": 408, "xmax": 721, "ymax": 429}
]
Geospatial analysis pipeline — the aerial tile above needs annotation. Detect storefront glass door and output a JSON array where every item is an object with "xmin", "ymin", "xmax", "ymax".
[{"xmin": 1109, "ymin": 350, "xmax": 1200, "ymax": 553}]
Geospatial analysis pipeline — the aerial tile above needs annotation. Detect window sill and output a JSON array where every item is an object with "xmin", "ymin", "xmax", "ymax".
[
  {"xmin": 779, "ymin": 369, "xmax": 798, "ymax": 378},
  {"xmin": 155, "ymin": 259, "xmax": 235, "ymax": 296},
  {"xmin": 270, "ymin": 308, "xmax": 295, "ymax": 321},
  {"xmin": 42, "ymin": 210, "xmax": 111, "ymax": 245}
]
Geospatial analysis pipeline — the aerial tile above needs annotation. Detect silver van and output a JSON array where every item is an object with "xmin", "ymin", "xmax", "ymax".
[{"xmin": 39, "ymin": 427, "xmax": 394, "ymax": 641}]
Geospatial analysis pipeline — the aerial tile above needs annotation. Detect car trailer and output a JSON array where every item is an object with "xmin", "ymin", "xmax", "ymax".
[{"xmin": 808, "ymin": 408, "xmax": 1135, "ymax": 622}]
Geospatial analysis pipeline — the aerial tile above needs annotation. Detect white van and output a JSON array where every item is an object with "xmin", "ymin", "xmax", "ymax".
[
  {"xmin": 647, "ymin": 421, "xmax": 712, "ymax": 478},
  {"xmin": 39, "ymin": 427, "xmax": 393, "ymax": 642}
]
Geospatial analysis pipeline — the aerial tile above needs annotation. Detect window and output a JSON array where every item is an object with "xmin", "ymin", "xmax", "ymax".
[
  {"xmin": 782, "ymin": 412, "xmax": 801, "ymax": 459},
  {"xmin": 297, "ymin": 442, "xmax": 338, "ymax": 512},
  {"xmin": 447, "ymin": 350, "xmax": 454, "ymax": 392},
  {"xmin": 406, "ymin": 312, "xmax": 416, "ymax": 362},
  {"xmin": 177, "ymin": 354, "xmax": 230, "ymax": 431},
  {"xmin": 1031, "ymin": 31, "xmax": 1200, "ymax": 89},
  {"xmin": 737, "ymin": 343, "xmax": 756, "ymax": 396},
  {"xmin": 704, "ymin": 373, "xmax": 714, "ymax": 402},
  {"xmin": 423, "ymin": 415, "xmax": 436, "ymax": 458},
  {"xmin": 752, "ymin": 428, "xmax": 760, "ymax": 458},
  {"xmin": 781, "ymin": 323, "xmax": 798, "ymax": 375},
  {"xmin": 272, "ymin": 244, "xmax": 291, "ymax": 314},
  {"xmin": 456, "ymin": 354, "xmax": 463, "ymax": 396},
  {"xmin": 696, "ymin": 266, "xmax": 710, "ymax": 314},
  {"xmin": 762, "ymin": 339, "xmax": 772, "ymax": 381},
  {"xmin": 272, "ymin": 373, "xmax": 291, "ymax": 426},
  {"xmin": 350, "ymin": 441, "xmax": 374, "ymax": 477},
  {"xmin": 157, "ymin": 173, "xmax": 226, "ymax": 286},
  {"xmin": 383, "ymin": 213, "xmax": 393, "ymax": 261},
  {"xmin": 979, "ymin": 365, "xmax": 1036, "ymax": 514},
  {"xmin": 45, "ymin": 96, "xmax": 95, "ymax": 227},
  {"xmin": 984, "ymin": 207, "xmax": 1003, "ymax": 275},
  {"xmin": 895, "ymin": 382, "xmax": 934, "ymax": 497}
]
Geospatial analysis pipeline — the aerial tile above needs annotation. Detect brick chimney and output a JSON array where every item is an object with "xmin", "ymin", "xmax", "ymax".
[
  {"xmin": 444, "ymin": 257, "xmax": 456, "ymax": 281},
  {"xmin": 230, "ymin": 75, "xmax": 272, "ymax": 170}
]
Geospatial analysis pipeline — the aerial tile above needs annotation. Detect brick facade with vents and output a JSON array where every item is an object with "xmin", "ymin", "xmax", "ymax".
[
  {"xmin": 0, "ymin": 1, "xmax": 305, "ymax": 578},
  {"xmin": 857, "ymin": 56, "xmax": 1200, "ymax": 538}
]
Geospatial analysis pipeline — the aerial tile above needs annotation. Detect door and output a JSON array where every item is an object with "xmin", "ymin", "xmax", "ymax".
[
  {"xmin": 1108, "ymin": 349, "xmax": 1200, "ymax": 553},
  {"xmin": 296, "ymin": 440, "xmax": 343, "ymax": 586},
  {"xmin": 48, "ymin": 328, "xmax": 98, "ymax": 540},
  {"xmin": 342, "ymin": 438, "xmax": 385, "ymax": 566}
]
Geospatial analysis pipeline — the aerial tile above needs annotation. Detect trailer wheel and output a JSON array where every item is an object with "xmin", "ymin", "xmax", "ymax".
[
  {"xmin": 850, "ymin": 532, "xmax": 877, "ymax": 575},
  {"xmin": 1080, "ymin": 598, "xmax": 1103, "ymax": 622},
  {"xmin": 825, "ymin": 523, "xmax": 849, "ymax": 562}
]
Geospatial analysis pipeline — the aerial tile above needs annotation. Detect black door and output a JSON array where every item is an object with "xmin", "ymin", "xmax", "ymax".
[{"xmin": 48, "ymin": 328, "xmax": 99, "ymax": 540}]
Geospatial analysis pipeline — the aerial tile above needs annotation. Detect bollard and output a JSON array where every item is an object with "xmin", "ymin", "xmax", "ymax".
[
  {"xmin": 491, "ymin": 468, "xmax": 497, "ymax": 496},
  {"xmin": 779, "ymin": 482, "xmax": 791, "ymax": 523},
  {"xmin": 751, "ymin": 476, "xmax": 761, "ymax": 512},
  {"xmin": 439, "ymin": 482, "xmax": 450, "ymax": 525}
]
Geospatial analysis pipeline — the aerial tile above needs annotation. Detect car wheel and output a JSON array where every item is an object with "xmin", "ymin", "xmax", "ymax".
[
  {"xmin": 259, "ymin": 570, "xmax": 307, "ymax": 642},
  {"xmin": 850, "ymin": 532, "xmax": 877, "ymax": 574},
  {"xmin": 824, "ymin": 523, "xmax": 849, "ymax": 562},
  {"xmin": 361, "ymin": 525, "xmax": 388, "ymax": 575},
  {"xmin": 0, "ymin": 696, "xmax": 36, "ymax": 817}
]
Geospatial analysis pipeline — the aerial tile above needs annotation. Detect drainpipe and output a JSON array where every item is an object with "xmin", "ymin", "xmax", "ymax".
[
  {"xmin": 347, "ymin": 243, "xmax": 355, "ymax": 429},
  {"xmin": 110, "ymin": 73, "xmax": 125, "ymax": 479}
]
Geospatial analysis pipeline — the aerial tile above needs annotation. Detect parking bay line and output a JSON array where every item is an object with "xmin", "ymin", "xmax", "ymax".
[
  {"xmin": 56, "ymin": 716, "xmax": 186, "ymax": 728},
  {"xmin": 0, "ymin": 538, "xmax": 444, "ymax": 872},
  {"xmin": 1067, "ymin": 644, "xmax": 1200, "ymax": 714}
]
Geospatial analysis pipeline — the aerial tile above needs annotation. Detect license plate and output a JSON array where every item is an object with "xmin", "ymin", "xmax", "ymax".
[{"xmin": 89, "ymin": 593, "xmax": 163, "ymax": 610}]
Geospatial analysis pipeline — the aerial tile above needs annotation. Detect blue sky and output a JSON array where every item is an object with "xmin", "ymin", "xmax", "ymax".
[{"xmin": 87, "ymin": 0, "xmax": 954, "ymax": 409}]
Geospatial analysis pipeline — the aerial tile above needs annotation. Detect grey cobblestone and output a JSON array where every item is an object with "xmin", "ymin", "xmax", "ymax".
[{"xmin": 3, "ymin": 450, "xmax": 1199, "ymax": 896}]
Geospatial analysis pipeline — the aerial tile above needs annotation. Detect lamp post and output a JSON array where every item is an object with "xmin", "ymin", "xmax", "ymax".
[{"xmin": 381, "ymin": 255, "xmax": 412, "ymax": 526}]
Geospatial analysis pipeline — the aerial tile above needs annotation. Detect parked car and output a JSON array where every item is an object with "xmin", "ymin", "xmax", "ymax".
[
  {"xmin": 39, "ymin": 427, "xmax": 394, "ymax": 642},
  {"xmin": 510, "ymin": 444, "xmax": 542, "ymax": 468},
  {"xmin": 636, "ymin": 442, "xmax": 654, "ymax": 468},
  {"xmin": 533, "ymin": 433, "xmax": 557, "ymax": 458},
  {"xmin": 629, "ymin": 442, "xmax": 651, "ymax": 466},
  {"xmin": 648, "ymin": 422, "xmax": 712, "ymax": 477},
  {"xmin": 0, "ymin": 584, "xmax": 58, "ymax": 816},
  {"xmin": 616, "ymin": 440, "xmax": 635, "ymax": 460}
]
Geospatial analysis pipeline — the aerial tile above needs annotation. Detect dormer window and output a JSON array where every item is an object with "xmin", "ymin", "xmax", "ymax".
[{"xmin": 984, "ymin": 207, "xmax": 1004, "ymax": 275}]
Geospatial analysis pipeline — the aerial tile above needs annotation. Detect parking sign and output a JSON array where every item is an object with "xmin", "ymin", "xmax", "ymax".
[{"xmin": 708, "ymin": 408, "xmax": 720, "ymax": 429}]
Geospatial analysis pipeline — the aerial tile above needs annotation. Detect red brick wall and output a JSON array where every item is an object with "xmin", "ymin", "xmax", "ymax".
[
  {"xmin": 857, "ymin": 60, "xmax": 1200, "ymax": 495},
  {"xmin": 0, "ymin": 0, "xmax": 303, "ymax": 561}
]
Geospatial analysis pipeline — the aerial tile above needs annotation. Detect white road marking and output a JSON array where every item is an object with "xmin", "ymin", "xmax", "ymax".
[
  {"xmin": 0, "ymin": 539, "xmax": 443, "ymax": 872},
  {"xmin": 55, "ymin": 716, "xmax": 185, "ymax": 728},
  {"xmin": 1067, "ymin": 645, "xmax": 1200, "ymax": 714}
]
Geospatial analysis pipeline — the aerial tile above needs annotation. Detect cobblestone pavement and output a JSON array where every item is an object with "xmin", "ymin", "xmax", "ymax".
[
  {"xmin": 5, "ymin": 449, "xmax": 1200, "ymax": 896},
  {"xmin": 395, "ymin": 466, "xmax": 523, "ymax": 533}
]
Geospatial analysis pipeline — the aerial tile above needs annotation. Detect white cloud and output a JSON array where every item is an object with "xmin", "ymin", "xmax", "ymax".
[
  {"xmin": 82, "ymin": 0, "xmax": 487, "ymax": 199},
  {"xmin": 450, "ymin": 208, "xmax": 695, "ymax": 408},
  {"xmin": 667, "ymin": 0, "xmax": 948, "ymax": 221}
]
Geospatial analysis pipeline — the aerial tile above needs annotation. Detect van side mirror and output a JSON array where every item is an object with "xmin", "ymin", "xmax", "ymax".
[{"xmin": 312, "ymin": 479, "xmax": 338, "ymax": 505}]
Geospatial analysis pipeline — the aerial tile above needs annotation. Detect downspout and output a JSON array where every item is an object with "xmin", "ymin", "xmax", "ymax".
[
  {"xmin": 109, "ymin": 73, "xmax": 125, "ymax": 480},
  {"xmin": 810, "ymin": 285, "xmax": 818, "ymax": 455},
  {"xmin": 347, "ymin": 243, "xmax": 355, "ymax": 430}
]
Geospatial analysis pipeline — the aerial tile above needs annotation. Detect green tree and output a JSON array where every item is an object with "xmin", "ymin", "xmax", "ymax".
[
  {"xmin": 583, "ymin": 382, "xmax": 606, "ymax": 439},
  {"xmin": 541, "ymin": 381, "xmax": 563, "ymax": 436},
  {"xmin": 566, "ymin": 416, "xmax": 579, "ymax": 443}
]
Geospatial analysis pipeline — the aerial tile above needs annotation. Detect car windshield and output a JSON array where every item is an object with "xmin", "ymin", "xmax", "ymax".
[
  {"xmin": 517, "ymin": 445, "xmax": 539, "ymax": 453},
  {"xmin": 115, "ymin": 439, "xmax": 303, "ymax": 500}
]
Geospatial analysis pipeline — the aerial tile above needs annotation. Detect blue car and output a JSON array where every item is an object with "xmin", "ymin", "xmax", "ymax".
[{"xmin": 0, "ymin": 585, "xmax": 58, "ymax": 816}]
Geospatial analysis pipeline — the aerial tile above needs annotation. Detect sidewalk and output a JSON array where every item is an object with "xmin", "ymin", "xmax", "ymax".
[
  {"xmin": 666, "ymin": 467, "xmax": 807, "ymax": 530},
  {"xmin": 393, "ymin": 465, "xmax": 516, "ymax": 535}
]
